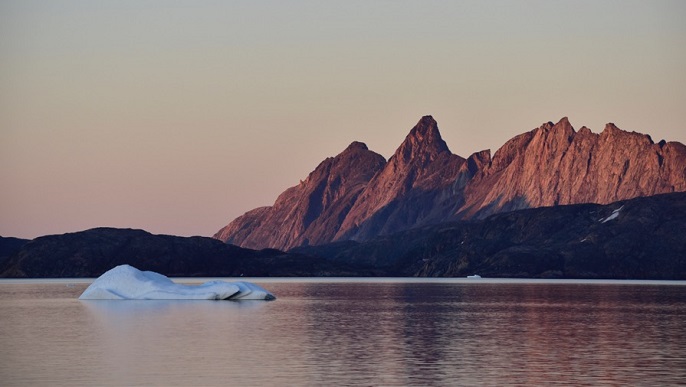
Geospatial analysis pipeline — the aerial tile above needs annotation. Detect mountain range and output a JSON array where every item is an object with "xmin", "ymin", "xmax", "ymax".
[
  {"xmin": 215, "ymin": 116, "xmax": 686, "ymax": 250},
  {"xmin": 2, "ymin": 115, "xmax": 684, "ymax": 279},
  {"xmin": 3, "ymin": 192, "xmax": 684, "ymax": 278}
]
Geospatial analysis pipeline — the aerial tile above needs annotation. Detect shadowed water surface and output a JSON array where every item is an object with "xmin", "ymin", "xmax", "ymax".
[{"xmin": 1, "ymin": 279, "xmax": 685, "ymax": 386}]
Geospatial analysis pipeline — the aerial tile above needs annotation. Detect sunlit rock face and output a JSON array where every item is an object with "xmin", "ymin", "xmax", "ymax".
[
  {"xmin": 214, "ymin": 141, "xmax": 386, "ymax": 250},
  {"xmin": 460, "ymin": 118, "xmax": 686, "ymax": 219},
  {"xmin": 79, "ymin": 265, "xmax": 275, "ymax": 300},
  {"xmin": 216, "ymin": 116, "xmax": 686, "ymax": 250},
  {"xmin": 335, "ymin": 116, "xmax": 468, "ymax": 242}
]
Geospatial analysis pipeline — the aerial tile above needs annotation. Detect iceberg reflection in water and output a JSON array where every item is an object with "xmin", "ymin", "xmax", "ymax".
[{"xmin": 79, "ymin": 265, "xmax": 275, "ymax": 300}]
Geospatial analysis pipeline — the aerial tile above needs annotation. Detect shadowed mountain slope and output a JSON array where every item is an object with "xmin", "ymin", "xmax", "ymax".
[
  {"xmin": 292, "ymin": 192, "xmax": 686, "ymax": 279},
  {"xmin": 214, "ymin": 141, "xmax": 386, "ymax": 250}
]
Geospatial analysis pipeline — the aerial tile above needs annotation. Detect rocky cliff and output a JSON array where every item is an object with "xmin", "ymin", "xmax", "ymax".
[
  {"xmin": 214, "ymin": 142, "xmax": 386, "ymax": 250},
  {"xmin": 334, "ymin": 116, "xmax": 468, "ymax": 241},
  {"xmin": 216, "ymin": 116, "xmax": 686, "ymax": 249},
  {"xmin": 461, "ymin": 117, "xmax": 686, "ymax": 218}
]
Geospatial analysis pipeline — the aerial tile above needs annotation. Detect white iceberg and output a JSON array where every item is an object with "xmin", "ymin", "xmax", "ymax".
[{"xmin": 79, "ymin": 265, "xmax": 275, "ymax": 300}]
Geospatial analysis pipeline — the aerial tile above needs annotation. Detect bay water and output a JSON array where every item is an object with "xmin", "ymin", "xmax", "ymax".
[{"xmin": 1, "ymin": 278, "xmax": 685, "ymax": 386}]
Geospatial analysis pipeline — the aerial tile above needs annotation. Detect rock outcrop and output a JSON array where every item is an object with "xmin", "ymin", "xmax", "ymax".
[
  {"xmin": 461, "ymin": 118, "xmax": 686, "ymax": 218},
  {"xmin": 216, "ymin": 116, "xmax": 686, "ymax": 249},
  {"xmin": 335, "ymin": 116, "xmax": 467, "ymax": 241},
  {"xmin": 214, "ymin": 142, "xmax": 386, "ymax": 250}
]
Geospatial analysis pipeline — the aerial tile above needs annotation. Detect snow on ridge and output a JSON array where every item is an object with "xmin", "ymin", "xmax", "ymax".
[{"xmin": 600, "ymin": 205, "xmax": 624, "ymax": 223}]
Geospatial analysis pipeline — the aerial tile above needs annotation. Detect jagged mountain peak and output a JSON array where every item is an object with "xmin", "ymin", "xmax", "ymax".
[
  {"xmin": 409, "ymin": 115, "xmax": 439, "ymax": 136},
  {"xmin": 405, "ymin": 116, "xmax": 448, "ymax": 148},
  {"xmin": 394, "ymin": 115, "xmax": 451, "ymax": 164},
  {"xmin": 553, "ymin": 116, "xmax": 573, "ymax": 131},
  {"xmin": 541, "ymin": 121, "xmax": 555, "ymax": 130},
  {"xmin": 537, "ymin": 117, "xmax": 574, "ymax": 134},
  {"xmin": 215, "ymin": 116, "xmax": 686, "ymax": 250},
  {"xmin": 214, "ymin": 140, "xmax": 386, "ymax": 250},
  {"xmin": 343, "ymin": 141, "xmax": 369, "ymax": 152},
  {"xmin": 334, "ymin": 116, "xmax": 466, "ymax": 241},
  {"xmin": 600, "ymin": 121, "xmax": 638, "ymax": 138},
  {"xmin": 599, "ymin": 122, "xmax": 656, "ymax": 146},
  {"xmin": 604, "ymin": 122, "xmax": 620, "ymax": 132},
  {"xmin": 578, "ymin": 126, "xmax": 593, "ymax": 135}
]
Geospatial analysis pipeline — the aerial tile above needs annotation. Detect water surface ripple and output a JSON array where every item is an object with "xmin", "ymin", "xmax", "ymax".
[{"xmin": 1, "ymin": 279, "xmax": 685, "ymax": 386}]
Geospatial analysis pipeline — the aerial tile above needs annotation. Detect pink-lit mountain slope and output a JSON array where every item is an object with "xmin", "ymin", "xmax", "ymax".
[{"xmin": 215, "ymin": 116, "xmax": 686, "ymax": 249}]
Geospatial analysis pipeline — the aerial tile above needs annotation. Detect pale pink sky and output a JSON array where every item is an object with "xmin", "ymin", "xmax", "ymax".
[{"xmin": 1, "ymin": 0, "xmax": 685, "ymax": 239}]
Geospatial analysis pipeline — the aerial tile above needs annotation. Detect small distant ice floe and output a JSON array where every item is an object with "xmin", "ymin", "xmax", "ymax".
[
  {"xmin": 467, "ymin": 274, "xmax": 482, "ymax": 279},
  {"xmin": 79, "ymin": 265, "xmax": 275, "ymax": 301},
  {"xmin": 599, "ymin": 205, "xmax": 624, "ymax": 223}
]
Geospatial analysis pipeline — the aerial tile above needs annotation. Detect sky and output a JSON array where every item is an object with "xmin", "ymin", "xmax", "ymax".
[{"xmin": 1, "ymin": 0, "xmax": 685, "ymax": 239}]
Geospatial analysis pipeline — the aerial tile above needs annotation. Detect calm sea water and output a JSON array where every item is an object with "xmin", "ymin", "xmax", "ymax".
[{"xmin": 1, "ymin": 278, "xmax": 685, "ymax": 386}]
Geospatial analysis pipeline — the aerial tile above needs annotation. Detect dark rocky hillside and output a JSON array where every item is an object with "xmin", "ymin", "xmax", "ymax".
[
  {"xmin": 0, "ymin": 236, "xmax": 29, "ymax": 267},
  {"xmin": 292, "ymin": 192, "xmax": 686, "ymax": 279},
  {"xmin": 0, "ymin": 228, "xmax": 364, "ymax": 278},
  {"xmin": 3, "ymin": 193, "xmax": 685, "ymax": 279}
]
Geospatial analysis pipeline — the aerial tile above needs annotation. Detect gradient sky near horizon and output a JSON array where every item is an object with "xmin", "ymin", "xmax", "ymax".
[{"xmin": 2, "ymin": 0, "xmax": 685, "ymax": 239}]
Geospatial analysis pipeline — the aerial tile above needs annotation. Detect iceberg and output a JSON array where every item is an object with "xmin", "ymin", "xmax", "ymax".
[{"xmin": 79, "ymin": 265, "xmax": 275, "ymax": 300}]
